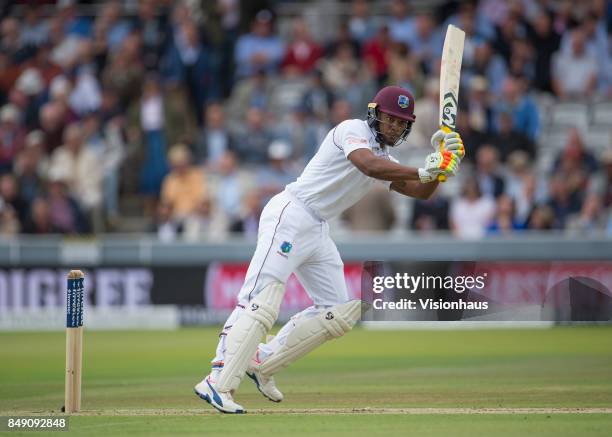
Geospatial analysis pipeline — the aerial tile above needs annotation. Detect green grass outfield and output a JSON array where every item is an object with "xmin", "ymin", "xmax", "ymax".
[{"xmin": 1, "ymin": 326, "xmax": 611, "ymax": 436}]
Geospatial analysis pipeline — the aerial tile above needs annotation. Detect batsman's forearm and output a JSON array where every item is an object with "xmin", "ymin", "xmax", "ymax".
[
  {"xmin": 365, "ymin": 157, "xmax": 421, "ymax": 181},
  {"xmin": 413, "ymin": 180, "xmax": 440, "ymax": 199},
  {"xmin": 391, "ymin": 179, "xmax": 439, "ymax": 200}
]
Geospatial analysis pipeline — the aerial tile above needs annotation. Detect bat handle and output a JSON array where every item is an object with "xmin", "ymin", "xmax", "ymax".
[{"xmin": 437, "ymin": 125, "xmax": 452, "ymax": 182}]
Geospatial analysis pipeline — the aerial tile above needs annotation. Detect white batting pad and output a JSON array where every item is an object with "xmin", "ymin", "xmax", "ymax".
[
  {"xmin": 258, "ymin": 300, "xmax": 362, "ymax": 377},
  {"xmin": 215, "ymin": 282, "xmax": 285, "ymax": 392}
]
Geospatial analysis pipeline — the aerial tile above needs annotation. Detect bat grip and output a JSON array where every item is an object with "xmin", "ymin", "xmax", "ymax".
[{"xmin": 437, "ymin": 125, "xmax": 452, "ymax": 182}]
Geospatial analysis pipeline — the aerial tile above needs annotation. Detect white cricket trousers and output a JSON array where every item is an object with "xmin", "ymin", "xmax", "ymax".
[{"xmin": 212, "ymin": 189, "xmax": 350, "ymax": 365}]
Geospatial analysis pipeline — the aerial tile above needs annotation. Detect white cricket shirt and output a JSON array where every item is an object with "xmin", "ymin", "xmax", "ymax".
[{"xmin": 286, "ymin": 119, "xmax": 395, "ymax": 220}]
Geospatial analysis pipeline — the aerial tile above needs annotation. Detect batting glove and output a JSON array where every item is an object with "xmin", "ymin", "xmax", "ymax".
[
  {"xmin": 418, "ymin": 151, "xmax": 460, "ymax": 183},
  {"xmin": 430, "ymin": 129, "xmax": 465, "ymax": 161}
]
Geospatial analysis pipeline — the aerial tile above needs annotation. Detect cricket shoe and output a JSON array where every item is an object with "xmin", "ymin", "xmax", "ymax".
[
  {"xmin": 246, "ymin": 351, "xmax": 284, "ymax": 403},
  {"xmin": 194, "ymin": 374, "xmax": 245, "ymax": 414}
]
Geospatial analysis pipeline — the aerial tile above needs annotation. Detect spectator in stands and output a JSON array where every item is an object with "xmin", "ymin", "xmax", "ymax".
[
  {"xmin": 14, "ymin": 131, "xmax": 47, "ymax": 209},
  {"xmin": 593, "ymin": 149, "xmax": 612, "ymax": 209},
  {"xmin": 0, "ymin": 104, "xmax": 25, "ymax": 173},
  {"xmin": 229, "ymin": 189, "xmax": 261, "ymax": 238},
  {"xmin": 470, "ymin": 42, "xmax": 507, "ymax": 100},
  {"xmin": 552, "ymin": 128, "xmax": 598, "ymax": 197},
  {"xmin": 226, "ymin": 69, "xmax": 274, "ymax": 128},
  {"xmin": 495, "ymin": 76, "xmax": 539, "ymax": 141},
  {"xmin": 233, "ymin": 107, "xmax": 274, "ymax": 165},
  {"xmin": 83, "ymin": 114, "xmax": 125, "ymax": 224},
  {"xmin": 183, "ymin": 196, "xmax": 228, "ymax": 242},
  {"xmin": 487, "ymin": 194, "xmax": 525, "ymax": 235},
  {"xmin": 450, "ymin": 176, "xmax": 496, "ymax": 239},
  {"xmin": 551, "ymin": 29, "xmax": 598, "ymax": 100},
  {"xmin": 475, "ymin": 145, "xmax": 505, "ymax": 199},
  {"xmin": 410, "ymin": 12, "xmax": 443, "ymax": 74},
  {"xmin": 526, "ymin": 204, "xmax": 555, "ymax": 231},
  {"xmin": 546, "ymin": 175, "xmax": 583, "ymax": 229},
  {"xmin": 281, "ymin": 17, "xmax": 323, "ymax": 74},
  {"xmin": 321, "ymin": 42, "xmax": 363, "ymax": 93},
  {"xmin": 1, "ymin": 16, "xmax": 29, "ymax": 64},
  {"xmin": 348, "ymin": 0, "xmax": 379, "ymax": 44},
  {"xmin": 48, "ymin": 75, "xmax": 78, "ymax": 123},
  {"xmin": 131, "ymin": 0, "xmax": 168, "ymax": 71},
  {"xmin": 268, "ymin": 65, "xmax": 310, "ymax": 122},
  {"xmin": 38, "ymin": 102, "xmax": 65, "ymax": 153},
  {"xmin": 508, "ymin": 38, "xmax": 536, "ymax": 84},
  {"xmin": 492, "ymin": 110, "xmax": 535, "ymax": 161},
  {"xmin": 69, "ymin": 42, "xmax": 102, "ymax": 116},
  {"xmin": 234, "ymin": 10, "xmax": 284, "ymax": 79},
  {"xmin": 0, "ymin": 202, "xmax": 20, "ymax": 236},
  {"xmin": 163, "ymin": 19, "xmax": 218, "ymax": 124},
  {"xmin": 208, "ymin": 150, "xmax": 254, "ymax": 224},
  {"xmin": 411, "ymin": 191, "xmax": 450, "ymax": 232},
  {"xmin": 28, "ymin": 42, "xmax": 63, "ymax": 85},
  {"xmin": 98, "ymin": 0, "xmax": 132, "ymax": 53},
  {"xmin": 160, "ymin": 143, "xmax": 207, "ymax": 222},
  {"xmin": 154, "ymin": 201, "xmax": 181, "ymax": 243},
  {"xmin": 566, "ymin": 193, "xmax": 607, "ymax": 233},
  {"xmin": 57, "ymin": 0, "xmax": 92, "ymax": 39},
  {"xmin": 344, "ymin": 64, "xmax": 377, "ymax": 119},
  {"xmin": 163, "ymin": 80, "xmax": 198, "ymax": 145},
  {"xmin": 0, "ymin": 173, "xmax": 27, "ymax": 226},
  {"xmin": 195, "ymin": 102, "xmax": 233, "ymax": 167},
  {"xmin": 362, "ymin": 25, "xmax": 391, "ymax": 86},
  {"xmin": 23, "ymin": 197, "xmax": 58, "ymax": 234},
  {"xmin": 45, "ymin": 175, "xmax": 89, "ymax": 234},
  {"xmin": 386, "ymin": 42, "xmax": 423, "ymax": 98},
  {"xmin": 329, "ymin": 99, "xmax": 353, "ymax": 127},
  {"xmin": 139, "ymin": 76, "xmax": 169, "ymax": 206},
  {"xmin": 256, "ymin": 140, "xmax": 297, "ymax": 207},
  {"xmin": 405, "ymin": 78, "xmax": 438, "ymax": 153},
  {"xmin": 49, "ymin": 10, "xmax": 88, "ymax": 70},
  {"xmin": 453, "ymin": 2, "xmax": 483, "ymax": 69},
  {"xmin": 559, "ymin": 11, "xmax": 609, "ymax": 61},
  {"xmin": 301, "ymin": 68, "xmax": 334, "ymax": 123},
  {"xmin": 48, "ymin": 122, "xmax": 102, "ymax": 212},
  {"xmin": 212, "ymin": 0, "xmax": 241, "ymax": 98},
  {"xmin": 455, "ymin": 111, "xmax": 490, "ymax": 164},
  {"xmin": 513, "ymin": 171, "xmax": 541, "ymax": 227},
  {"xmin": 343, "ymin": 185, "xmax": 396, "ymax": 232},
  {"xmin": 526, "ymin": 11, "xmax": 561, "ymax": 93},
  {"xmin": 275, "ymin": 104, "xmax": 324, "ymax": 165},
  {"xmin": 21, "ymin": 5, "xmax": 50, "ymax": 49},
  {"xmin": 13, "ymin": 68, "xmax": 46, "ymax": 130},
  {"xmin": 102, "ymin": 31, "xmax": 144, "ymax": 109},
  {"xmin": 387, "ymin": 0, "xmax": 415, "ymax": 46},
  {"xmin": 466, "ymin": 75, "xmax": 495, "ymax": 135},
  {"xmin": 492, "ymin": 9, "xmax": 526, "ymax": 64}
]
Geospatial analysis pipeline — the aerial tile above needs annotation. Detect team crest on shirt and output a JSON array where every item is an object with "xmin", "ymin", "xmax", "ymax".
[
  {"xmin": 397, "ymin": 95, "xmax": 410, "ymax": 109},
  {"xmin": 277, "ymin": 241, "xmax": 293, "ymax": 258}
]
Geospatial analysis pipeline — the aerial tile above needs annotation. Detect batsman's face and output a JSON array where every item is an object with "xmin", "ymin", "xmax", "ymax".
[{"xmin": 378, "ymin": 111, "xmax": 410, "ymax": 145}]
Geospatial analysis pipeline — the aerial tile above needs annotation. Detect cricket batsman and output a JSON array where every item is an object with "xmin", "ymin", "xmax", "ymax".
[{"xmin": 194, "ymin": 86, "xmax": 465, "ymax": 413}]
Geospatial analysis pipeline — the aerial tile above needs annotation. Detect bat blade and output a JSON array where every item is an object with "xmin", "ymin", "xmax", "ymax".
[
  {"xmin": 439, "ymin": 24, "xmax": 465, "ymax": 130},
  {"xmin": 438, "ymin": 24, "xmax": 465, "ymax": 182}
]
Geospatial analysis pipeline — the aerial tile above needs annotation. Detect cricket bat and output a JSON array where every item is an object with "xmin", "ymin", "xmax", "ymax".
[{"xmin": 438, "ymin": 24, "xmax": 465, "ymax": 182}]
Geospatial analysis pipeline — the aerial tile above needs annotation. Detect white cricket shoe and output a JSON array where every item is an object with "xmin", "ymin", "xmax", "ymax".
[
  {"xmin": 194, "ymin": 374, "xmax": 245, "ymax": 414},
  {"xmin": 246, "ymin": 352, "xmax": 284, "ymax": 403}
]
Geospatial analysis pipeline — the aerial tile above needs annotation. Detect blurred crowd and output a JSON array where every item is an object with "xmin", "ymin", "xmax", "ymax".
[{"xmin": 0, "ymin": 0, "xmax": 611, "ymax": 240}]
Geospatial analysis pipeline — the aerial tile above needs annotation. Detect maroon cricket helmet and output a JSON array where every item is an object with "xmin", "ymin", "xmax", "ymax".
[
  {"xmin": 367, "ymin": 86, "xmax": 416, "ymax": 146},
  {"xmin": 370, "ymin": 86, "xmax": 416, "ymax": 122}
]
